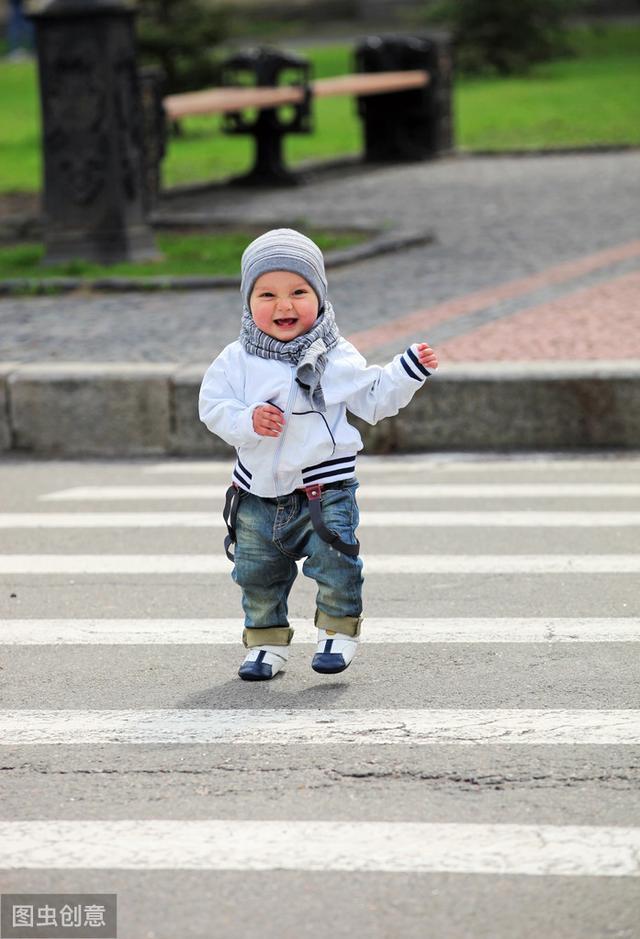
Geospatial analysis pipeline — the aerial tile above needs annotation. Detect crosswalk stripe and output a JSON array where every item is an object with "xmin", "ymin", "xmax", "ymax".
[
  {"xmin": 144, "ymin": 459, "xmax": 640, "ymax": 474},
  {"xmin": 1, "ymin": 709, "xmax": 637, "ymax": 745},
  {"xmin": 5, "ymin": 458, "xmax": 639, "ymax": 908},
  {"xmin": 0, "ymin": 820, "xmax": 638, "ymax": 876},
  {"xmin": 1, "ymin": 618, "xmax": 638, "ymax": 644},
  {"xmin": 4, "ymin": 511, "xmax": 640, "ymax": 528},
  {"xmin": 144, "ymin": 462, "xmax": 441, "ymax": 474},
  {"xmin": 39, "ymin": 483, "xmax": 640, "ymax": 501},
  {"xmin": 1, "ymin": 555, "xmax": 639, "ymax": 574}
]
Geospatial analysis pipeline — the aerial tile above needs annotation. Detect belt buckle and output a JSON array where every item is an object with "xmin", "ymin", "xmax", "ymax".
[{"xmin": 304, "ymin": 484, "xmax": 323, "ymax": 501}]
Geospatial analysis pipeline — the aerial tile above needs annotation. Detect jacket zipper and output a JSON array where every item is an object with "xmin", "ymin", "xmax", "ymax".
[{"xmin": 272, "ymin": 367, "xmax": 298, "ymax": 495}]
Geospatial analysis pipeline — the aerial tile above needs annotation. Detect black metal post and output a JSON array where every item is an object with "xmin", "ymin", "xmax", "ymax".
[
  {"xmin": 355, "ymin": 33, "xmax": 454, "ymax": 162},
  {"xmin": 30, "ymin": 0, "xmax": 158, "ymax": 265},
  {"xmin": 139, "ymin": 65, "xmax": 167, "ymax": 215}
]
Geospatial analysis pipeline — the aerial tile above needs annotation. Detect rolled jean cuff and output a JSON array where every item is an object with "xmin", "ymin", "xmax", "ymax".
[
  {"xmin": 315, "ymin": 609, "xmax": 362, "ymax": 637},
  {"xmin": 243, "ymin": 626, "xmax": 294, "ymax": 648}
]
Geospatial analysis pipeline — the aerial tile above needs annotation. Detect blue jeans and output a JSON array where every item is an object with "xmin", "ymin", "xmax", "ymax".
[
  {"xmin": 7, "ymin": 0, "xmax": 33, "ymax": 52},
  {"xmin": 231, "ymin": 478, "xmax": 363, "ymax": 648}
]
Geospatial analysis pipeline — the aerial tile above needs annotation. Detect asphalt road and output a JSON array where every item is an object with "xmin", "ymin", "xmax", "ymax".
[{"xmin": 0, "ymin": 453, "xmax": 639, "ymax": 939}]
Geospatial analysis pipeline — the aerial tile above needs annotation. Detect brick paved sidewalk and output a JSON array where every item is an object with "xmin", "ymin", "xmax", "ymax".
[
  {"xmin": 353, "ymin": 240, "xmax": 640, "ymax": 365},
  {"xmin": 1, "ymin": 150, "xmax": 639, "ymax": 368},
  {"xmin": 437, "ymin": 268, "xmax": 640, "ymax": 363}
]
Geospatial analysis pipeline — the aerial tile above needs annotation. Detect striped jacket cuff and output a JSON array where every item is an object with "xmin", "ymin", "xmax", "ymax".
[{"xmin": 400, "ymin": 345, "xmax": 431, "ymax": 382}]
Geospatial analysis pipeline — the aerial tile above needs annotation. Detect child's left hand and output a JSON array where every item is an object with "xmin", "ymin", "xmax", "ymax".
[{"xmin": 417, "ymin": 342, "xmax": 438, "ymax": 371}]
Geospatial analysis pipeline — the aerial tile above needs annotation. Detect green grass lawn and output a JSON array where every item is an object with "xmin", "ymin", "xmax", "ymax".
[
  {"xmin": 0, "ymin": 56, "xmax": 42, "ymax": 193},
  {"xmin": 0, "ymin": 228, "xmax": 366, "ymax": 280},
  {"xmin": 458, "ymin": 26, "xmax": 640, "ymax": 150},
  {"xmin": 0, "ymin": 24, "xmax": 638, "ymax": 194}
]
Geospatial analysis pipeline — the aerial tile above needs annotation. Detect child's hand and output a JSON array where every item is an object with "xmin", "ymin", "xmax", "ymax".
[
  {"xmin": 417, "ymin": 342, "xmax": 438, "ymax": 371},
  {"xmin": 253, "ymin": 404, "xmax": 286, "ymax": 437}
]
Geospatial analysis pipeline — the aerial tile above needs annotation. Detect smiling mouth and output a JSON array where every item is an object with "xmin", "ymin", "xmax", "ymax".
[{"xmin": 274, "ymin": 318, "xmax": 298, "ymax": 328}]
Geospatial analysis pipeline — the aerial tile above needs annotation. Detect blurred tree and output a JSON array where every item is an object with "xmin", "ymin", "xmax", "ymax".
[
  {"xmin": 426, "ymin": 0, "xmax": 582, "ymax": 75},
  {"xmin": 136, "ymin": 0, "xmax": 229, "ymax": 93}
]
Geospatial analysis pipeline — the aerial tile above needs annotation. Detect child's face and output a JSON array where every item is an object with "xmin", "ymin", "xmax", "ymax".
[{"xmin": 249, "ymin": 270, "xmax": 319, "ymax": 342}]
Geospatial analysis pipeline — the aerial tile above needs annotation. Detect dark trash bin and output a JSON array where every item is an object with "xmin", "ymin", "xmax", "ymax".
[{"xmin": 355, "ymin": 33, "xmax": 453, "ymax": 162}]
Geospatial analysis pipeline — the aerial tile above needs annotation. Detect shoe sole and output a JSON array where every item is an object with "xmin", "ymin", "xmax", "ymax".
[
  {"xmin": 311, "ymin": 654, "xmax": 350, "ymax": 675},
  {"xmin": 238, "ymin": 663, "xmax": 276, "ymax": 681}
]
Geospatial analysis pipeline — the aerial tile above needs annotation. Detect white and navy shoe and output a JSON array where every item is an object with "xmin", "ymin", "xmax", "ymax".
[
  {"xmin": 238, "ymin": 645, "xmax": 289, "ymax": 681},
  {"xmin": 311, "ymin": 628, "xmax": 358, "ymax": 674}
]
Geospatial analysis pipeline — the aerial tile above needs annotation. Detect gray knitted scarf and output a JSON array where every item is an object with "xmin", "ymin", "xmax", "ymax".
[{"xmin": 239, "ymin": 300, "xmax": 340, "ymax": 412}]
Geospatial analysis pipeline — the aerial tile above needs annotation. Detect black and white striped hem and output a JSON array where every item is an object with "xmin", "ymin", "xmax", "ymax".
[
  {"xmin": 302, "ymin": 454, "xmax": 357, "ymax": 486},
  {"xmin": 233, "ymin": 458, "xmax": 252, "ymax": 491},
  {"xmin": 400, "ymin": 346, "xmax": 431, "ymax": 382}
]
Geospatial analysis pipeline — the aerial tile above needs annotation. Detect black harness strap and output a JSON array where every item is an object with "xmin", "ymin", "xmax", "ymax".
[
  {"xmin": 303, "ymin": 484, "xmax": 360, "ymax": 558},
  {"xmin": 222, "ymin": 481, "xmax": 360, "ymax": 562},
  {"xmin": 222, "ymin": 483, "xmax": 241, "ymax": 562}
]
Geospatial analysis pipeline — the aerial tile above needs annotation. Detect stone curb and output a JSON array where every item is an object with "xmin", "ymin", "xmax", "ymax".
[
  {"xmin": 2, "ymin": 360, "xmax": 640, "ymax": 457},
  {"xmin": 0, "ymin": 228, "xmax": 434, "ymax": 296},
  {"xmin": 457, "ymin": 144, "xmax": 640, "ymax": 159}
]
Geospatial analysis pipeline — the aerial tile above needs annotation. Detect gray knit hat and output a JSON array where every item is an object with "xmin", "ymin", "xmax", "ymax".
[{"xmin": 240, "ymin": 228, "xmax": 328, "ymax": 312}]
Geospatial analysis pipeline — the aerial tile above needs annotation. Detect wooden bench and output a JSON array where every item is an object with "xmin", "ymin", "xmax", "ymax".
[
  {"xmin": 154, "ymin": 34, "xmax": 453, "ymax": 187},
  {"xmin": 162, "ymin": 69, "xmax": 432, "ymax": 186},
  {"xmin": 163, "ymin": 70, "xmax": 430, "ymax": 121}
]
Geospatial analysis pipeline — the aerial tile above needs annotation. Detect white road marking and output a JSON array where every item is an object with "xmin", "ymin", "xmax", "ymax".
[
  {"xmin": 143, "ymin": 462, "xmax": 432, "ymax": 474},
  {"xmin": 39, "ymin": 484, "xmax": 640, "ymax": 501},
  {"xmin": 1, "ymin": 618, "xmax": 638, "ymax": 644},
  {"xmin": 143, "ymin": 459, "xmax": 640, "ymax": 474},
  {"xmin": 1, "ymin": 555, "xmax": 639, "ymax": 574},
  {"xmin": 4, "ymin": 511, "xmax": 640, "ymax": 528},
  {"xmin": 0, "ymin": 709, "xmax": 637, "ymax": 745},
  {"xmin": 0, "ymin": 513, "xmax": 224, "ymax": 528},
  {"xmin": 0, "ymin": 820, "xmax": 638, "ymax": 876}
]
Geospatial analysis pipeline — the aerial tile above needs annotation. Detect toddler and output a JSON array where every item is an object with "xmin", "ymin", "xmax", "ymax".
[{"xmin": 199, "ymin": 228, "xmax": 438, "ymax": 680}]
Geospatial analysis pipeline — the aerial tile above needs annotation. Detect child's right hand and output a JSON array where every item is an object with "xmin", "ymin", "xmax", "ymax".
[{"xmin": 252, "ymin": 404, "xmax": 286, "ymax": 437}]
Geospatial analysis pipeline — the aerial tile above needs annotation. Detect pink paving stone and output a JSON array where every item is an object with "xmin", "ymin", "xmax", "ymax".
[
  {"xmin": 347, "ymin": 239, "xmax": 640, "ymax": 354},
  {"xmin": 437, "ymin": 270, "xmax": 640, "ymax": 363}
]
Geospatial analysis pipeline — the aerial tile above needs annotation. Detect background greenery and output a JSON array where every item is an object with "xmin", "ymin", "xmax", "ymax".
[
  {"xmin": 0, "ymin": 229, "xmax": 367, "ymax": 280},
  {"xmin": 137, "ymin": 0, "xmax": 229, "ymax": 92},
  {"xmin": 0, "ymin": 24, "xmax": 638, "ymax": 195},
  {"xmin": 422, "ymin": 0, "xmax": 578, "ymax": 75}
]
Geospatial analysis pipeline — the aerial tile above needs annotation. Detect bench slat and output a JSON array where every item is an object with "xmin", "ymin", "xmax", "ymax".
[
  {"xmin": 314, "ymin": 70, "xmax": 429, "ymax": 98},
  {"xmin": 163, "ymin": 70, "xmax": 429, "ymax": 120},
  {"xmin": 164, "ymin": 85, "xmax": 304, "ymax": 120}
]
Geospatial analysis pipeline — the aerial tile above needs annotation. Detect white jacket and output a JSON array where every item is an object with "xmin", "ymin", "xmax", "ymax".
[{"xmin": 199, "ymin": 337, "xmax": 433, "ymax": 497}]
